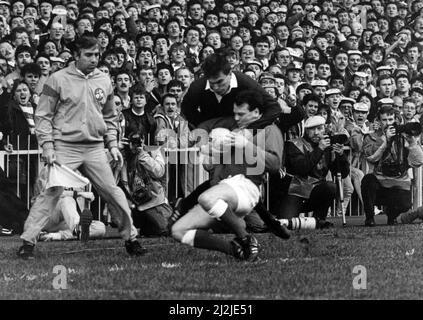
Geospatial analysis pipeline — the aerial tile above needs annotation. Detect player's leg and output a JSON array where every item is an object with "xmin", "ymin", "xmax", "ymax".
[
  {"xmin": 81, "ymin": 145, "xmax": 145, "ymax": 255},
  {"xmin": 361, "ymin": 173, "xmax": 381, "ymax": 226},
  {"xmin": 198, "ymin": 175, "xmax": 261, "ymax": 261},
  {"xmin": 18, "ymin": 143, "xmax": 82, "ymax": 259},
  {"xmin": 171, "ymin": 204, "xmax": 244, "ymax": 258},
  {"xmin": 168, "ymin": 179, "xmax": 212, "ymax": 225},
  {"xmin": 197, "ymin": 181, "xmax": 247, "ymax": 239}
]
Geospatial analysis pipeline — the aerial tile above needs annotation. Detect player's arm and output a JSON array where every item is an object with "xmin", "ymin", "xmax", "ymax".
[{"xmin": 181, "ymin": 81, "xmax": 204, "ymax": 127}]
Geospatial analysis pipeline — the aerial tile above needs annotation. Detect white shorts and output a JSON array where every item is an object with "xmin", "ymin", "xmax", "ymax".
[{"xmin": 220, "ymin": 174, "xmax": 260, "ymax": 216}]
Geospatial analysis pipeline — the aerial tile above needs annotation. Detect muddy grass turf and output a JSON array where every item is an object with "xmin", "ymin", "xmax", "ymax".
[{"xmin": 0, "ymin": 215, "xmax": 422, "ymax": 300}]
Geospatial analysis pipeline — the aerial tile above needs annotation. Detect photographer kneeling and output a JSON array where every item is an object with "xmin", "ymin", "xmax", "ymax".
[
  {"xmin": 277, "ymin": 116, "xmax": 350, "ymax": 228},
  {"xmin": 124, "ymin": 133, "xmax": 171, "ymax": 236},
  {"xmin": 362, "ymin": 105, "xmax": 423, "ymax": 226}
]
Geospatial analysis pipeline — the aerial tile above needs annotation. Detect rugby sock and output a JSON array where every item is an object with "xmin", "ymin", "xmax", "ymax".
[
  {"xmin": 219, "ymin": 206, "xmax": 248, "ymax": 239},
  {"xmin": 208, "ymin": 200, "xmax": 247, "ymax": 239},
  {"xmin": 255, "ymin": 201, "xmax": 290, "ymax": 239},
  {"xmin": 254, "ymin": 201, "xmax": 275, "ymax": 227},
  {"xmin": 180, "ymin": 180, "xmax": 211, "ymax": 215},
  {"xmin": 193, "ymin": 229, "xmax": 232, "ymax": 254}
]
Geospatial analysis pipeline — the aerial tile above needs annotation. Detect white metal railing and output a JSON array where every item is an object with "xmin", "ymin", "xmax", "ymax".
[
  {"xmin": 0, "ymin": 144, "xmax": 210, "ymax": 219},
  {"xmin": 0, "ymin": 140, "xmax": 421, "ymax": 220}
]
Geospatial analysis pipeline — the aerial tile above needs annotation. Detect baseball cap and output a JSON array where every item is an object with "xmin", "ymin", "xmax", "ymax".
[
  {"xmin": 348, "ymin": 50, "xmax": 362, "ymax": 56},
  {"xmin": 50, "ymin": 57, "xmax": 65, "ymax": 64},
  {"xmin": 353, "ymin": 102, "xmax": 369, "ymax": 112},
  {"xmin": 395, "ymin": 67, "xmax": 409, "ymax": 79},
  {"xmin": 291, "ymin": 26, "xmax": 304, "ymax": 35},
  {"xmin": 376, "ymin": 65, "xmax": 392, "ymax": 73},
  {"xmin": 286, "ymin": 61, "xmax": 302, "ymax": 72},
  {"xmin": 52, "ymin": 5, "xmax": 67, "ymax": 15},
  {"xmin": 354, "ymin": 71, "xmax": 368, "ymax": 78},
  {"xmin": 23, "ymin": 14, "xmax": 36, "ymax": 20},
  {"xmin": 245, "ymin": 59, "xmax": 263, "ymax": 69},
  {"xmin": 378, "ymin": 98, "xmax": 394, "ymax": 105},
  {"xmin": 287, "ymin": 47, "xmax": 304, "ymax": 62},
  {"xmin": 145, "ymin": 4, "xmax": 161, "ymax": 11},
  {"xmin": 340, "ymin": 97, "xmax": 356, "ymax": 105},
  {"xmin": 311, "ymin": 79, "xmax": 328, "ymax": 87},
  {"xmin": 259, "ymin": 72, "xmax": 276, "ymax": 87},
  {"xmin": 275, "ymin": 6, "xmax": 287, "ymax": 13},
  {"xmin": 259, "ymin": 72, "xmax": 275, "ymax": 81},
  {"xmin": 304, "ymin": 116, "xmax": 326, "ymax": 129},
  {"xmin": 325, "ymin": 88, "xmax": 341, "ymax": 96}
]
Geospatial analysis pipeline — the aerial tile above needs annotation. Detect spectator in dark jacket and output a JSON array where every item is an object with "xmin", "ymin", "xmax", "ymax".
[
  {"xmin": 122, "ymin": 86, "xmax": 157, "ymax": 145},
  {"xmin": 4, "ymin": 80, "xmax": 38, "ymax": 203}
]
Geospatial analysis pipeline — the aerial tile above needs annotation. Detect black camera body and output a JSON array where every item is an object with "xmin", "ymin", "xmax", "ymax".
[
  {"xmin": 392, "ymin": 122, "xmax": 422, "ymax": 137},
  {"xmin": 328, "ymin": 133, "xmax": 349, "ymax": 145}
]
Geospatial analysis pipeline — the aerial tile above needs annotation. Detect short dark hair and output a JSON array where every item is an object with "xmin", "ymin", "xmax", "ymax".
[
  {"xmin": 167, "ymin": 79, "xmax": 184, "ymax": 89},
  {"xmin": 234, "ymin": 90, "xmax": 264, "ymax": 113},
  {"xmin": 156, "ymin": 63, "xmax": 174, "ymax": 77},
  {"xmin": 115, "ymin": 69, "xmax": 133, "ymax": 80},
  {"xmin": 11, "ymin": 80, "xmax": 30, "ymax": 97},
  {"xmin": 254, "ymin": 35, "xmax": 270, "ymax": 46},
  {"xmin": 317, "ymin": 103, "xmax": 332, "ymax": 124},
  {"xmin": 377, "ymin": 74, "xmax": 393, "ymax": 87},
  {"xmin": 136, "ymin": 46, "xmax": 153, "ymax": 62},
  {"xmin": 73, "ymin": 35, "xmax": 98, "ymax": 55},
  {"xmin": 406, "ymin": 41, "xmax": 421, "ymax": 52},
  {"xmin": 165, "ymin": 17, "xmax": 180, "ymax": 32},
  {"xmin": 20, "ymin": 63, "xmax": 42, "ymax": 77},
  {"xmin": 403, "ymin": 97, "xmax": 416, "ymax": 106},
  {"xmin": 153, "ymin": 33, "xmax": 169, "ymax": 46},
  {"xmin": 184, "ymin": 25, "xmax": 201, "ymax": 37},
  {"xmin": 130, "ymin": 85, "xmax": 147, "ymax": 98},
  {"xmin": 10, "ymin": 27, "xmax": 28, "ymax": 43},
  {"xmin": 303, "ymin": 59, "xmax": 317, "ymax": 67},
  {"xmin": 15, "ymin": 45, "xmax": 33, "ymax": 60},
  {"xmin": 161, "ymin": 93, "xmax": 178, "ymax": 105},
  {"xmin": 377, "ymin": 105, "xmax": 396, "ymax": 118},
  {"xmin": 94, "ymin": 18, "xmax": 112, "ymax": 33},
  {"xmin": 303, "ymin": 93, "xmax": 321, "ymax": 106},
  {"xmin": 35, "ymin": 52, "xmax": 51, "ymax": 63},
  {"xmin": 202, "ymin": 53, "xmax": 231, "ymax": 78}
]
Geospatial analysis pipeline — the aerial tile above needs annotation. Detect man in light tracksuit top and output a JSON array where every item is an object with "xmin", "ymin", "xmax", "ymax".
[{"xmin": 17, "ymin": 35, "xmax": 146, "ymax": 259}]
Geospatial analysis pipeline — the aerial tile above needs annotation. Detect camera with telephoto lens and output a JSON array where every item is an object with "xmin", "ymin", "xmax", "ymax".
[
  {"xmin": 328, "ymin": 133, "xmax": 349, "ymax": 145},
  {"xmin": 324, "ymin": 126, "xmax": 349, "ymax": 145},
  {"xmin": 129, "ymin": 134, "xmax": 144, "ymax": 146},
  {"xmin": 392, "ymin": 122, "xmax": 422, "ymax": 137}
]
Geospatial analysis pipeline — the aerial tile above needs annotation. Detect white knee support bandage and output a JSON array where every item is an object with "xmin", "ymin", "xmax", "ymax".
[
  {"xmin": 181, "ymin": 229, "xmax": 196, "ymax": 246},
  {"xmin": 207, "ymin": 199, "xmax": 228, "ymax": 219}
]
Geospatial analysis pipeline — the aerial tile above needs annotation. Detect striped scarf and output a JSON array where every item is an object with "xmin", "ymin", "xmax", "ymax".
[{"xmin": 19, "ymin": 104, "xmax": 35, "ymax": 133}]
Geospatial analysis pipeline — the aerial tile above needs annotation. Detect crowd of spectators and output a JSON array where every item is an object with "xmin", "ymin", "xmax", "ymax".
[{"xmin": 1, "ymin": 0, "xmax": 423, "ymax": 233}]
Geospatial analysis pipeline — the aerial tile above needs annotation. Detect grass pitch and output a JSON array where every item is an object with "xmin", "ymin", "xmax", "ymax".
[{"xmin": 1, "ymin": 215, "xmax": 422, "ymax": 300}]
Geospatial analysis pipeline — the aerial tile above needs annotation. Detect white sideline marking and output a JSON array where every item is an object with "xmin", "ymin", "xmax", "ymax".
[{"xmin": 0, "ymin": 287, "xmax": 277, "ymax": 299}]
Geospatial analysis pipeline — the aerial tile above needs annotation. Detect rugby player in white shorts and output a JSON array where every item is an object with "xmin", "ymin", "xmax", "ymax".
[{"xmin": 171, "ymin": 90, "xmax": 284, "ymax": 261}]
